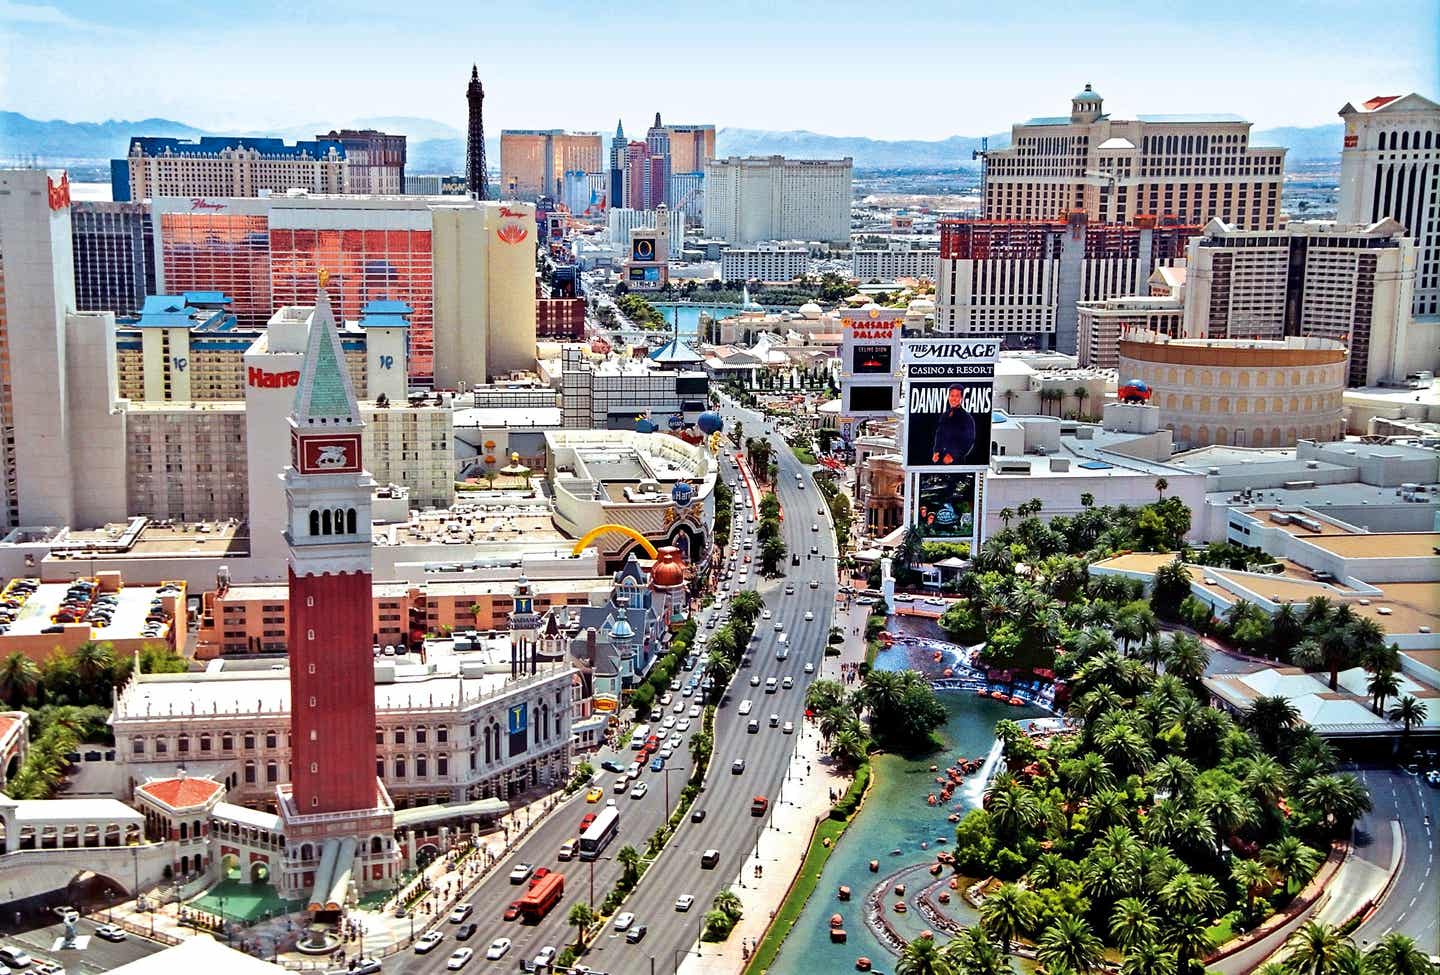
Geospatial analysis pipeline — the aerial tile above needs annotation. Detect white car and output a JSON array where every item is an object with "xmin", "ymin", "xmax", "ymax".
[
  {"xmin": 689, "ymin": 704, "xmax": 701, "ymax": 718},
  {"xmin": 668, "ymin": 734, "xmax": 683, "ymax": 749},
  {"xmin": 765, "ymin": 677, "xmax": 778, "ymax": 693},
  {"xmin": 804, "ymin": 611, "xmax": 814, "ymax": 621},
  {"xmin": 485, "ymin": 937, "xmax": 512, "ymax": 960},
  {"xmin": 95, "ymin": 924, "xmax": 127, "ymax": 942},
  {"xmin": 738, "ymin": 699, "xmax": 753, "ymax": 715},
  {"xmin": 415, "ymin": 931, "xmax": 445, "ymax": 953},
  {"xmin": 448, "ymin": 903, "xmax": 473, "ymax": 923},
  {"xmin": 507, "ymin": 863, "xmax": 533, "ymax": 884},
  {"xmin": 448, "ymin": 947, "xmax": 475, "ymax": 969},
  {"xmin": 673, "ymin": 700, "xmax": 686, "ymax": 714},
  {"xmin": 613, "ymin": 912, "xmax": 636, "ymax": 931},
  {"xmin": 812, "ymin": 523, "xmax": 819, "ymax": 532},
  {"xmin": 676, "ymin": 718, "xmax": 692, "ymax": 732},
  {"xmin": 782, "ymin": 676, "xmax": 793, "ymax": 689},
  {"xmin": 533, "ymin": 946, "xmax": 557, "ymax": 969},
  {"xmin": 804, "ymin": 661, "xmax": 815, "ymax": 674},
  {"xmin": 761, "ymin": 609, "xmax": 772, "ymax": 620},
  {"xmin": 783, "ymin": 721, "xmax": 795, "ymax": 734},
  {"xmin": 750, "ymin": 674, "xmax": 761, "ymax": 686},
  {"xmin": 676, "ymin": 894, "xmax": 696, "ymax": 912},
  {"xmin": 661, "ymin": 715, "xmax": 677, "ymax": 730},
  {"xmin": 631, "ymin": 781, "xmax": 649, "ymax": 799},
  {"xmin": 773, "ymin": 620, "xmax": 783, "ymax": 631},
  {"xmin": 659, "ymin": 693, "xmax": 673, "ymax": 706}
]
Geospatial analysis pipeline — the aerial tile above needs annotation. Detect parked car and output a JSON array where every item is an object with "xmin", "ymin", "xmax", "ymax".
[{"xmin": 414, "ymin": 931, "xmax": 445, "ymax": 954}]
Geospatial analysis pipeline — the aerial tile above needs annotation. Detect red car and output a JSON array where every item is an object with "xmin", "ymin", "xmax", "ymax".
[
  {"xmin": 579, "ymin": 813, "xmax": 596, "ymax": 833},
  {"xmin": 503, "ymin": 900, "xmax": 521, "ymax": 921},
  {"xmin": 529, "ymin": 867, "xmax": 552, "ymax": 888}
]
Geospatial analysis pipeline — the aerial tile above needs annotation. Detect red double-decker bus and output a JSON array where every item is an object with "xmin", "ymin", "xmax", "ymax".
[{"xmin": 517, "ymin": 871, "xmax": 564, "ymax": 923}]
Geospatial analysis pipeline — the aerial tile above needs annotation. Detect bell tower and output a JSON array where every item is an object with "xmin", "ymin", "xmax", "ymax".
[{"xmin": 284, "ymin": 279, "xmax": 378, "ymax": 815}]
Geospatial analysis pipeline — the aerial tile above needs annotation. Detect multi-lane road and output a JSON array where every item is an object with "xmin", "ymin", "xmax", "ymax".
[
  {"xmin": 386, "ymin": 394, "xmax": 837, "ymax": 974},
  {"xmin": 1351, "ymin": 767, "xmax": 1439, "ymax": 956}
]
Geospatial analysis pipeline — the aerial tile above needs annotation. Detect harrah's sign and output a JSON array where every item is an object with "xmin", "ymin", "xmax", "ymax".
[{"xmin": 249, "ymin": 367, "xmax": 300, "ymax": 389}]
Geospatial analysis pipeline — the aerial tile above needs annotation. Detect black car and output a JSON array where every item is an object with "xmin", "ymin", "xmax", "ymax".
[
  {"xmin": 601, "ymin": 760, "xmax": 625, "ymax": 773},
  {"xmin": 456, "ymin": 922, "xmax": 477, "ymax": 941},
  {"xmin": 625, "ymin": 924, "xmax": 648, "ymax": 944},
  {"xmin": 691, "ymin": 808, "xmax": 706, "ymax": 823}
]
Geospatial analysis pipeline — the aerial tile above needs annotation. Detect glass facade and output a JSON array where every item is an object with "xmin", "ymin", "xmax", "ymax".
[
  {"xmin": 72, "ymin": 202, "xmax": 156, "ymax": 317},
  {"xmin": 160, "ymin": 213, "xmax": 273, "ymax": 324},
  {"xmin": 269, "ymin": 228, "xmax": 434, "ymax": 380}
]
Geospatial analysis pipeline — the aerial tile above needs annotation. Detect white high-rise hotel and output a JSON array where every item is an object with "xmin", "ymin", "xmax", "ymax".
[
  {"xmin": 703, "ymin": 156, "xmax": 852, "ymax": 245},
  {"xmin": 1337, "ymin": 94, "xmax": 1440, "ymax": 317}
]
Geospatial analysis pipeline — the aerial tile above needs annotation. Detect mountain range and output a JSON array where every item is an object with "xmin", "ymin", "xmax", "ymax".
[{"xmin": 0, "ymin": 111, "xmax": 1344, "ymax": 174}]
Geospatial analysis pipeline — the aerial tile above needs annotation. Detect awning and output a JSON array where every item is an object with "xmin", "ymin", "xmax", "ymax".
[{"xmin": 393, "ymin": 798, "xmax": 509, "ymax": 831}]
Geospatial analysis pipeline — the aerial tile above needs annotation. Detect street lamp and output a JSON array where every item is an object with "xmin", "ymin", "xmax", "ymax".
[
  {"xmin": 587, "ymin": 854, "xmax": 614, "ymax": 910},
  {"xmin": 661, "ymin": 765, "xmax": 687, "ymax": 812}
]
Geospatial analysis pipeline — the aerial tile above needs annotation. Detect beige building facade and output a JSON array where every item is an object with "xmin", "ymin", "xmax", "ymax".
[
  {"xmin": 1118, "ymin": 333, "xmax": 1347, "ymax": 449},
  {"xmin": 982, "ymin": 85, "xmax": 1285, "ymax": 230}
]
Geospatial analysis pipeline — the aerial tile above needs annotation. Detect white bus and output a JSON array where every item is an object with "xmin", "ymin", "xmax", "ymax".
[
  {"xmin": 629, "ymin": 724, "xmax": 651, "ymax": 750},
  {"xmin": 579, "ymin": 806, "xmax": 621, "ymax": 861}
]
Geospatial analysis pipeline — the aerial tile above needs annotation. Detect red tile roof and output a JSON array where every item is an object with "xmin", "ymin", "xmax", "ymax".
[
  {"xmin": 1363, "ymin": 95, "xmax": 1401, "ymax": 111},
  {"xmin": 137, "ymin": 776, "xmax": 222, "ymax": 810}
]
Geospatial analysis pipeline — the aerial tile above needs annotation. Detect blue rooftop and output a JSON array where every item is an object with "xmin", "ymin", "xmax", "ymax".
[
  {"xmin": 356, "ymin": 299, "xmax": 413, "ymax": 329},
  {"xmin": 1078, "ymin": 460, "xmax": 1114, "ymax": 470},
  {"xmin": 135, "ymin": 292, "xmax": 235, "ymax": 330},
  {"xmin": 128, "ymin": 136, "xmax": 347, "ymax": 159}
]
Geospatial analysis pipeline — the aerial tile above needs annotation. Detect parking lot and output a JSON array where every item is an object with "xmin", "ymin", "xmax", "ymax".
[{"xmin": 0, "ymin": 915, "xmax": 168, "ymax": 974}]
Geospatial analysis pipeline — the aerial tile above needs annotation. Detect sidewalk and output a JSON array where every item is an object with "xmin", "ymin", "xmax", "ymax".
[{"xmin": 679, "ymin": 603, "xmax": 866, "ymax": 975}]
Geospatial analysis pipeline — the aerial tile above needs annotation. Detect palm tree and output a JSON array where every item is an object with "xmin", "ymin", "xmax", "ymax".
[
  {"xmin": 0, "ymin": 651, "xmax": 40, "ymax": 705},
  {"xmin": 1387, "ymin": 695, "xmax": 1428, "ymax": 736},
  {"xmin": 1366, "ymin": 669, "xmax": 1401, "ymax": 715},
  {"xmin": 1286, "ymin": 921, "xmax": 1352, "ymax": 975},
  {"xmin": 1163, "ymin": 913, "xmax": 1215, "ymax": 975},
  {"xmin": 687, "ymin": 729, "xmax": 713, "ymax": 770},
  {"xmin": 828, "ymin": 727, "xmax": 868, "ymax": 771},
  {"xmin": 71, "ymin": 641, "xmax": 115, "ymax": 683},
  {"xmin": 1261, "ymin": 835, "xmax": 1322, "ymax": 893},
  {"xmin": 712, "ymin": 889, "xmax": 743, "ymax": 922},
  {"xmin": 1110, "ymin": 897, "xmax": 1159, "ymax": 950},
  {"xmin": 897, "ymin": 933, "xmax": 954, "ymax": 975},
  {"xmin": 1158, "ymin": 872, "xmax": 1224, "ymax": 919},
  {"xmin": 1363, "ymin": 932, "xmax": 1432, "ymax": 975},
  {"xmin": 567, "ymin": 902, "xmax": 596, "ymax": 947},
  {"xmin": 999, "ymin": 507, "xmax": 1015, "ymax": 529},
  {"xmin": 1121, "ymin": 942, "xmax": 1176, "ymax": 975},
  {"xmin": 898, "ymin": 524, "xmax": 925, "ymax": 569},
  {"xmin": 1297, "ymin": 773, "xmax": 1372, "ymax": 835},
  {"xmin": 1037, "ymin": 915, "xmax": 1105, "ymax": 975},
  {"xmin": 1244, "ymin": 695, "xmax": 1302, "ymax": 754},
  {"xmin": 979, "ymin": 883, "xmax": 1032, "ymax": 955},
  {"xmin": 1162, "ymin": 633, "xmax": 1209, "ymax": 685},
  {"xmin": 805, "ymin": 678, "xmax": 847, "ymax": 715},
  {"xmin": 1231, "ymin": 858, "xmax": 1272, "ymax": 914},
  {"xmin": 729, "ymin": 590, "xmax": 765, "ymax": 629},
  {"xmin": 941, "ymin": 926, "xmax": 1011, "ymax": 975},
  {"xmin": 1155, "ymin": 477, "xmax": 1169, "ymax": 500},
  {"xmin": 1080, "ymin": 493, "xmax": 1095, "ymax": 509},
  {"xmin": 984, "ymin": 780, "xmax": 1041, "ymax": 841},
  {"xmin": 1074, "ymin": 386, "xmax": 1090, "ymax": 417},
  {"xmin": 1147, "ymin": 755, "xmax": 1198, "ymax": 800},
  {"xmin": 616, "ymin": 844, "xmax": 641, "ymax": 885}
]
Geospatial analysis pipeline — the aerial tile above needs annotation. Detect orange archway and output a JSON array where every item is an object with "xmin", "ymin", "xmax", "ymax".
[{"xmin": 571, "ymin": 524, "xmax": 659, "ymax": 558}]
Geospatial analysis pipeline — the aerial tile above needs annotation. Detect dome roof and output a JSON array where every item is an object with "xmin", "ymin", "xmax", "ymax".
[
  {"xmin": 798, "ymin": 302, "xmax": 823, "ymax": 320},
  {"xmin": 1073, "ymin": 84, "xmax": 1103, "ymax": 103},
  {"xmin": 649, "ymin": 546, "xmax": 687, "ymax": 588},
  {"xmin": 609, "ymin": 615, "xmax": 634, "ymax": 640}
]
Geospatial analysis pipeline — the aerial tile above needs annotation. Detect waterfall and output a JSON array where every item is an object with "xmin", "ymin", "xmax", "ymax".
[{"xmin": 962, "ymin": 735, "xmax": 1005, "ymax": 807}]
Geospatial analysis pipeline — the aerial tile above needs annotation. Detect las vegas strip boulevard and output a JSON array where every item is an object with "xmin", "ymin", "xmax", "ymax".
[{"xmin": 900, "ymin": 338, "xmax": 998, "ymax": 470}]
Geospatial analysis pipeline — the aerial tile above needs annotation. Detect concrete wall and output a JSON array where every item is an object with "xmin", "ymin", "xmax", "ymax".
[{"xmin": 65, "ymin": 312, "xmax": 129, "ymax": 528}]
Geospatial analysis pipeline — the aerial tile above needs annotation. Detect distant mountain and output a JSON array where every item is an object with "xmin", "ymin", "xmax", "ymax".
[
  {"xmin": 0, "ymin": 112, "xmax": 207, "ymax": 162},
  {"xmin": 0, "ymin": 111, "xmax": 1345, "ymax": 173},
  {"xmin": 1252, "ymin": 123, "xmax": 1343, "ymax": 163},
  {"xmin": 715, "ymin": 127, "xmax": 1007, "ymax": 169}
]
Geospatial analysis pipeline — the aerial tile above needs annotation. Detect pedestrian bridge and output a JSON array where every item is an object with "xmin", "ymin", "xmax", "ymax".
[{"xmin": 0, "ymin": 843, "xmax": 173, "ymax": 903}]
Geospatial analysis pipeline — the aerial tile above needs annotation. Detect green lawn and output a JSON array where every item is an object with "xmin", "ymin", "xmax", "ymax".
[
  {"xmin": 792, "ymin": 444, "xmax": 818, "ymax": 466},
  {"xmin": 190, "ymin": 879, "xmax": 301, "ymax": 923},
  {"xmin": 1207, "ymin": 916, "xmax": 1237, "ymax": 946},
  {"xmin": 744, "ymin": 816, "xmax": 850, "ymax": 975}
]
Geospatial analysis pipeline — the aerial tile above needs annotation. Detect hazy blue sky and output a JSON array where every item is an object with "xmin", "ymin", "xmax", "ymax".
[{"xmin": 2, "ymin": 0, "xmax": 1436, "ymax": 139}]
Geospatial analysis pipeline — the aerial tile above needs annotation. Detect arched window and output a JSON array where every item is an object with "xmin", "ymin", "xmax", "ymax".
[
  {"xmin": 221, "ymin": 733, "xmax": 233, "ymax": 751},
  {"xmin": 321, "ymin": 509, "xmax": 332, "ymax": 535},
  {"xmin": 179, "ymin": 821, "xmax": 188, "ymax": 840},
  {"xmin": 244, "ymin": 760, "xmax": 256, "ymax": 784},
  {"xmin": 371, "ymin": 836, "xmax": 384, "ymax": 854},
  {"xmin": 334, "ymin": 509, "xmax": 346, "ymax": 534},
  {"xmin": 265, "ymin": 761, "xmax": 278, "ymax": 783},
  {"xmin": 1401, "ymin": 131, "xmax": 1409, "ymax": 150},
  {"xmin": 346, "ymin": 509, "xmax": 357, "ymax": 534},
  {"xmin": 309, "ymin": 510, "xmax": 320, "ymax": 535},
  {"xmin": 199, "ymin": 734, "xmax": 211, "ymax": 752},
  {"xmin": 394, "ymin": 757, "xmax": 406, "ymax": 779}
]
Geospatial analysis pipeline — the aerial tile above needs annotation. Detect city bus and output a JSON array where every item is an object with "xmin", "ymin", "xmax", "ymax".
[
  {"xmin": 579, "ymin": 806, "xmax": 620, "ymax": 861},
  {"xmin": 517, "ymin": 871, "xmax": 565, "ymax": 923}
]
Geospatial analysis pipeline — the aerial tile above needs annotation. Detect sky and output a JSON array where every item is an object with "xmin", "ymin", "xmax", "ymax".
[{"xmin": 1, "ymin": 0, "xmax": 1437, "ymax": 140}]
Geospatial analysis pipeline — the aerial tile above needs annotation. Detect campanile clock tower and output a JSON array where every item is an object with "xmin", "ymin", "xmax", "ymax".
[{"xmin": 284, "ymin": 281, "xmax": 378, "ymax": 814}]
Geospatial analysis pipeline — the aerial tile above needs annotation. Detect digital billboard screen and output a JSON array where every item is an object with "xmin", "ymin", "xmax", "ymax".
[
  {"xmin": 628, "ymin": 266, "xmax": 661, "ymax": 282},
  {"xmin": 847, "ymin": 385, "xmax": 894, "ymax": 414},
  {"xmin": 903, "ymin": 382, "xmax": 993, "ymax": 468},
  {"xmin": 913, "ymin": 472, "xmax": 977, "ymax": 541},
  {"xmin": 851, "ymin": 345, "xmax": 892, "ymax": 375},
  {"xmin": 631, "ymin": 237, "xmax": 657, "ymax": 262}
]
